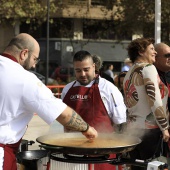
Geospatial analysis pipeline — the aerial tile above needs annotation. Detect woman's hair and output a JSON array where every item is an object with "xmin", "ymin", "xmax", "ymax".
[
  {"xmin": 127, "ymin": 38, "xmax": 155, "ymax": 63},
  {"xmin": 117, "ymin": 71, "xmax": 127, "ymax": 96},
  {"xmin": 92, "ymin": 54, "xmax": 103, "ymax": 74},
  {"xmin": 118, "ymin": 71, "xmax": 127, "ymax": 88}
]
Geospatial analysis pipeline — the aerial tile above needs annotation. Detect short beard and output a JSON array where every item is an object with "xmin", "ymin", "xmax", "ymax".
[
  {"xmin": 78, "ymin": 77, "xmax": 93, "ymax": 86},
  {"xmin": 23, "ymin": 53, "xmax": 31, "ymax": 70}
]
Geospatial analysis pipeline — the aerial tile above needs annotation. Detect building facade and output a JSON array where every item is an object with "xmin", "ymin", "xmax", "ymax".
[{"xmin": 1, "ymin": 0, "xmax": 141, "ymax": 77}]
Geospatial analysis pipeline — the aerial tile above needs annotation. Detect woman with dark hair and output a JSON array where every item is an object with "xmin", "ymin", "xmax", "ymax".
[
  {"xmin": 92, "ymin": 54, "xmax": 115, "ymax": 84},
  {"xmin": 92, "ymin": 54, "xmax": 103, "ymax": 74},
  {"xmin": 123, "ymin": 38, "xmax": 170, "ymax": 170},
  {"xmin": 117, "ymin": 71, "xmax": 127, "ymax": 96}
]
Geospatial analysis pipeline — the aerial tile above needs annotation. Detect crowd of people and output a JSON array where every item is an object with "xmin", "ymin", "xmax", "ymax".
[
  {"xmin": 0, "ymin": 33, "xmax": 170, "ymax": 170},
  {"xmin": 59, "ymin": 38, "xmax": 170, "ymax": 170}
]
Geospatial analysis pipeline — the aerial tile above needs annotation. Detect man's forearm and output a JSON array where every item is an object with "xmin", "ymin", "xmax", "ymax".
[
  {"xmin": 56, "ymin": 106, "xmax": 89, "ymax": 132},
  {"xmin": 65, "ymin": 110, "xmax": 89, "ymax": 132}
]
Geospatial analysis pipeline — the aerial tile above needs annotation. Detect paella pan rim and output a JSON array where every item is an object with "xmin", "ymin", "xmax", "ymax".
[{"xmin": 36, "ymin": 133, "xmax": 142, "ymax": 155}]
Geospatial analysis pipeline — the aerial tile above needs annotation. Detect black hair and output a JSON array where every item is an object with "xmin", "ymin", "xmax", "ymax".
[{"xmin": 73, "ymin": 50, "xmax": 92, "ymax": 62}]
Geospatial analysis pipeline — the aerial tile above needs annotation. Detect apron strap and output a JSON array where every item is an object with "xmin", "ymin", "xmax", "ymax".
[
  {"xmin": 88, "ymin": 76, "xmax": 99, "ymax": 98},
  {"xmin": 0, "ymin": 139, "xmax": 22, "ymax": 170}
]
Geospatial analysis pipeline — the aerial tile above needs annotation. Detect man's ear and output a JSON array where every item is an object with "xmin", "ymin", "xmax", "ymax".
[{"xmin": 20, "ymin": 49, "xmax": 29, "ymax": 61}]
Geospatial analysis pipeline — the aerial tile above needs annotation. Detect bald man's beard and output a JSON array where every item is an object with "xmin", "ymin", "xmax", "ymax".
[{"xmin": 23, "ymin": 55, "xmax": 32, "ymax": 70}]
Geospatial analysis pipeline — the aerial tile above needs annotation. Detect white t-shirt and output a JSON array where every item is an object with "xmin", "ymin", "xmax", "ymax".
[
  {"xmin": 0, "ymin": 56, "xmax": 67, "ymax": 144},
  {"xmin": 61, "ymin": 76, "xmax": 127, "ymax": 124}
]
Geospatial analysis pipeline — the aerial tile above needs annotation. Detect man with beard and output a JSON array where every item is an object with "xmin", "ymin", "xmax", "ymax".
[
  {"xmin": 0, "ymin": 33, "xmax": 98, "ymax": 170},
  {"xmin": 154, "ymin": 43, "xmax": 170, "ymax": 167},
  {"xmin": 154, "ymin": 43, "xmax": 170, "ymax": 111},
  {"xmin": 61, "ymin": 50, "xmax": 126, "ymax": 170}
]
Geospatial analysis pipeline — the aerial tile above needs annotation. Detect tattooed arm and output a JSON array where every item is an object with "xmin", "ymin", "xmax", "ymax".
[{"xmin": 56, "ymin": 106, "xmax": 98, "ymax": 140}]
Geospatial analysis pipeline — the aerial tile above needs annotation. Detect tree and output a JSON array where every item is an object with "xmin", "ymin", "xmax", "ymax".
[
  {"xmin": 115, "ymin": 0, "xmax": 170, "ymax": 44},
  {"xmin": 0, "ymin": 0, "xmax": 169, "ymax": 44},
  {"xmin": 0, "ymin": 0, "xmax": 56, "ymax": 25}
]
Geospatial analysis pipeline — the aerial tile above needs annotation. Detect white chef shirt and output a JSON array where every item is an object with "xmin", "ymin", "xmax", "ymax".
[
  {"xmin": 0, "ymin": 55, "xmax": 67, "ymax": 144},
  {"xmin": 61, "ymin": 76, "xmax": 126, "ymax": 124}
]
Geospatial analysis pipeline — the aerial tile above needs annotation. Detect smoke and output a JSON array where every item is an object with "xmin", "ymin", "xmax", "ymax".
[{"xmin": 123, "ymin": 124, "xmax": 151, "ymax": 141}]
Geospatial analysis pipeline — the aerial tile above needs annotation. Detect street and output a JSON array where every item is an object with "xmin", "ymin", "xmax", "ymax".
[{"xmin": 23, "ymin": 114, "xmax": 64, "ymax": 150}]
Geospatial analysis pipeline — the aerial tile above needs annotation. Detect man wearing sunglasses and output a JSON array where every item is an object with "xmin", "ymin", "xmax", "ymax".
[
  {"xmin": 154, "ymin": 43, "xmax": 170, "ymax": 111},
  {"xmin": 154, "ymin": 43, "xmax": 170, "ymax": 168}
]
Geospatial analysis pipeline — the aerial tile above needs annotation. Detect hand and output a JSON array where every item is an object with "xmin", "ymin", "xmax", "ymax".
[
  {"xmin": 162, "ymin": 129, "xmax": 169, "ymax": 142},
  {"xmin": 82, "ymin": 126, "xmax": 98, "ymax": 142}
]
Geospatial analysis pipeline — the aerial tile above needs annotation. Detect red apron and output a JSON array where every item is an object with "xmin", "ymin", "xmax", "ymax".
[
  {"xmin": 0, "ymin": 139, "xmax": 21, "ymax": 170},
  {"xmin": 63, "ymin": 77, "xmax": 116, "ymax": 170},
  {"xmin": 0, "ymin": 54, "xmax": 22, "ymax": 169}
]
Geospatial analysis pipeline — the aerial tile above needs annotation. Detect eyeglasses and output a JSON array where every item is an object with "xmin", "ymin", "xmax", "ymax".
[
  {"xmin": 30, "ymin": 52, "xmax": 40, "ymax": 64},
  {"xmin": 164, "ymin": 53, "xmax": 170, "ymax": 58},
  {"xmin": 34, "ymin": 58, "xmax": 40, "ymax": 64}
]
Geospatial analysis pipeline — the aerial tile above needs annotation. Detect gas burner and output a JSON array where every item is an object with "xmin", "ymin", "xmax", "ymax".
[{"xmin": 50, "ymin": 153, "xmax": 168, "ymax": 170}]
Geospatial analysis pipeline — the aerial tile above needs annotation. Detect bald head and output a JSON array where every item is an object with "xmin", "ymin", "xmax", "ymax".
[
  {"xmin": 4, "ymin": 33, "xmax": 39, "ymax": 53},
  {"xmin": 3, "ymin": 33, "xmax": 40, "ymax": 70},
  {"xmin": 154, "ymin": 43, "xmax": 170, "ymax": 72},
  {"xmin": 155, "ymin": 43, "xmax": 170, "ymax": 56}
]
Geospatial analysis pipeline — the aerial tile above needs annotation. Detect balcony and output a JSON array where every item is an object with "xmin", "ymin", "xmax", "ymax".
[
  {"xmin": 56, "ymin": 0, "xmax": 106, "ymax": 6},
  {"xmin": 54, "ymin": 0, "xmax": 116, "ymax": 20},
  {"xmin": 91, "ymin": 0, "xmax": 106, "ymax": 6},
  {"xmin": 57, "ymin": 0, "xmax": 87, "ymax": 5}
]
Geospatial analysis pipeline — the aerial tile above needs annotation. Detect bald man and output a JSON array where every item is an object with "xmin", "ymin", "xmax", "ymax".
[
  {"xmin": 154, "ymin": 43, "xmax": 170, "ymax": 165},
  {"xmin": 155, "ymin": 43, "xmax": 170, "ymax": 74},
  {"xmin": 0, "ymin": 33, "xmax": 98, "ymax": 170},
  {"xmin": 154, "ymin": 43, "xmax": 170, "ymax": 110}
]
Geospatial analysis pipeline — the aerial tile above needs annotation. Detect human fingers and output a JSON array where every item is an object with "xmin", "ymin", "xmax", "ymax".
[
  {"xmin": 82, "ymin": 126, "xmax": 98, "ymax": 140},
  {"xmin": 162, "ymin": 130, "xmax": 169, "ymax": 142}
]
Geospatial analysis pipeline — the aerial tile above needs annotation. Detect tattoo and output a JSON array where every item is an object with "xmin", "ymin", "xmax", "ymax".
[{"xmin": 65, "ymin": 110, "xmax": 88, "ymax": 132}]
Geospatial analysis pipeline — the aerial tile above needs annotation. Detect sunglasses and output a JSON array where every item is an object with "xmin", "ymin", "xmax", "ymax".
[{"xmin": 164, "ymin": 53, "xmax": 170, "ymax": 58}]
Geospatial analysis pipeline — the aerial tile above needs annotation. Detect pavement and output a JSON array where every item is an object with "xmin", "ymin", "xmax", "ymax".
[{"xmin": 22, "ymin": 114, "xmax": 64, "ymax": 150}]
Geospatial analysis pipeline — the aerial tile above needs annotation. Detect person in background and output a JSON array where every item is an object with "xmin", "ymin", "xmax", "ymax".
[
  {"xmin": 117, "ymin": 71, "xmax": 127, "ymax": 97},
  {"xmin": 92, "ymin": 54, "xmax": 115, "ymax": 84},
  {"xmin": 100, "ymin": 63, "xmax": 115, "ymax": 84},
  {"xmin": 104, "ymin": 64, "xmax": 116, "ymax": 79},
  {"xmin": 154, "ymin": 43, "xmax": 170, "ymax": 112},
  {"xmin": 154, "ymin": 43, "xmax": 170, "ymax": 166},
  {"xmin": 61, "ymin": 50, "xmax": 127, "ymax": 170},
  {"xmin": 0, "ymin": 33, "xmax": 98, "ymax": 170},
  {"xmin": 121, "ymin": 57, "xmax": 133, "ymax": 72},
  {"xmin": 92, "ymin": 54, "xmax": 103, "ymax": 75},
  {"xmin": 123, "ymin": 38, "xmax": 170, "ymax": 170}
]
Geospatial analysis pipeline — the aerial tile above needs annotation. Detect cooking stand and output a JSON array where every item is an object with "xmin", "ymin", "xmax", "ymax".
[
  {"xmin": 34, "ymin": 133, "xmax": 168, "ymax": 170},
  {"xmin": 49, "ymin": 153, "xmax": 168, "ymax": 170},
  {"xmin": 16, "ymin": 150, "xmax": 168, "ymax": 170}
]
